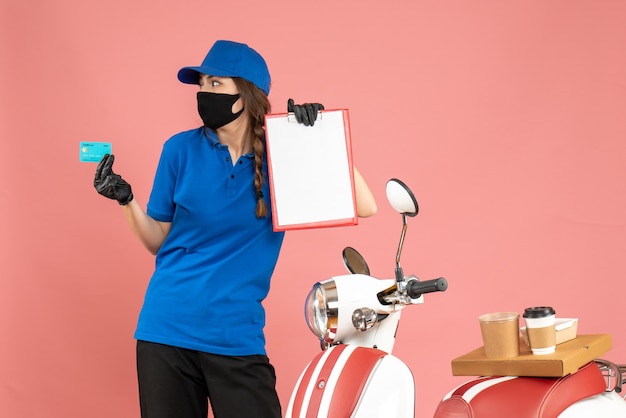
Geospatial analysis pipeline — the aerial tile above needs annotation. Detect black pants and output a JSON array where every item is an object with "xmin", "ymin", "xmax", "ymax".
[{"xmin": 136, "ymin": 341, "xmax": 282, "ymax": 418}]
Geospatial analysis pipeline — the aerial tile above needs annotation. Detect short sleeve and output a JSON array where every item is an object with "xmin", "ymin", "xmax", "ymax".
[{"xmin": 147, "ymin": 140, "xmax": 178, "ymax": 222}]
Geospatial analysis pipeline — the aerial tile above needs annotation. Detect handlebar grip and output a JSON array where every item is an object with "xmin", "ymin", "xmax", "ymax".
[{"xmin": 406, "ymin": 277, "xmax": 448, "ymax": 299}]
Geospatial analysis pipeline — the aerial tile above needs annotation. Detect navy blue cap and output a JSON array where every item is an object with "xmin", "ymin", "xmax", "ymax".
[{"xmin": 177, "ymin": 40, "xmax": 271, "ymax": 95}]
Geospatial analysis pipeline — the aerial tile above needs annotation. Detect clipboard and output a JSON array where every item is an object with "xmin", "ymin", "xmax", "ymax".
[{"xmin": 264, "ymin": 109, "xmax": 357, "ymax": 231}]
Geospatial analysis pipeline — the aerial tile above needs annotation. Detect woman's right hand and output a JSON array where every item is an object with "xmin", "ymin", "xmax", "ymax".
[{"xmin": 94, "ymin": 154, "xmax": 134, "ymax": 205}]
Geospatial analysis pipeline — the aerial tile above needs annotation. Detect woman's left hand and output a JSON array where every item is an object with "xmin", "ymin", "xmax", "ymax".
[{"xmin": 287, "ymin": 98, "xmax": 324, "ymax": 126}]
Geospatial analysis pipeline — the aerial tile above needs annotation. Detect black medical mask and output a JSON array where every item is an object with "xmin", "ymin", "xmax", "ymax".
[{"xmin": 197, "ymin": 91, "xmax": 244, "ymax": 130}]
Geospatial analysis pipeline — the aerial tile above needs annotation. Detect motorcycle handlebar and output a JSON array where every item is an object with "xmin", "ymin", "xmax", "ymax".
[{"xmin": 406, "ymin": 277, "xmax": 448, "ymax": 299}]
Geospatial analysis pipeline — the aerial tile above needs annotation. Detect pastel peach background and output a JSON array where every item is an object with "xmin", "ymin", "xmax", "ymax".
[{"xmin": 2, "ymin": 1, "xmax": 625, "ymax": 417}]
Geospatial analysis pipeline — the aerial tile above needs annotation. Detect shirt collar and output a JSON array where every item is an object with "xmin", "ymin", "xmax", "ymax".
[{"xmin": 203, "ymin": 127, "xmax": 255, "ymax": 158}]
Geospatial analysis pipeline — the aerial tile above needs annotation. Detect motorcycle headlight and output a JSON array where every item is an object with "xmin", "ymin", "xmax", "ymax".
[{"xmin": 304, "ymin": 281, "xmax": 338, "ymax": 343}]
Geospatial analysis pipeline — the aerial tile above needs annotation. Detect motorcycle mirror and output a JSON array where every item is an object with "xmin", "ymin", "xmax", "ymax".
[
  {"xmin": 342, "ymin": 247, "xmax": 370, "ymax": 275},
  {"xmin": 386, "ymin": 178, "xmax": 418, "ymax": 217}
]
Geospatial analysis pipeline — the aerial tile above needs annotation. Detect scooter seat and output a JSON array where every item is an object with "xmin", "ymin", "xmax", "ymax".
[{"xmin": 433, "ymin": 361, "xmax": 606, "ymax": 418}]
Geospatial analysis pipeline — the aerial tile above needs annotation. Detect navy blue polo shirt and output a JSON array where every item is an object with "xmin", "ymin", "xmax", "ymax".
[{"xmin": 135, "ymin": 127, "xmax": 285, "ymax": 356}]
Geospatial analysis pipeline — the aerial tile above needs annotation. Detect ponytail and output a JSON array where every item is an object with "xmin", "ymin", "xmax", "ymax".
[{"xmin": 233, "ymin": 78, "xmax": 271, "ymax": 218}]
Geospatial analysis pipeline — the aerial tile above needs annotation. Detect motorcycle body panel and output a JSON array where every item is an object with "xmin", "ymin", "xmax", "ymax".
[
  {"xmin": 560, "ymin": 391, "xmax": 626, "ymax": 417},
  {"xmin": 285, "ymin": 345, "xmax": 415, "ymax": 418},
  {"xmin": 433, "ymin": 361, "xmax": 626, "ymax": 418}
]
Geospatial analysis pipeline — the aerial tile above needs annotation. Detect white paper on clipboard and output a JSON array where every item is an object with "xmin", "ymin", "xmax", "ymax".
[{"xmin": 264, "ymin": 109, "xmax": 357, "ymax": 231}]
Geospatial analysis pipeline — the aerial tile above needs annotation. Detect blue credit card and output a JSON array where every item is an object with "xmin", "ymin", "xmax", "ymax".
[{"xmin": 80, "ymin": 142, "xmax": 112, "ymax": 162}]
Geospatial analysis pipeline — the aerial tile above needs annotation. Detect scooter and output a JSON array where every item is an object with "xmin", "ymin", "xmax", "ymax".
[{"xmin": 284, "ymin": 178, "xmax": 626, "ymax": 418}]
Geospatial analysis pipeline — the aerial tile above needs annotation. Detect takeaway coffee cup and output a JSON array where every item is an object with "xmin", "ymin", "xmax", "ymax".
[
  {"xmin": 523, "ymin": 306, "xmax": 556, "ymax": 355},
  {"xmin": 478, "ymin": 312, "xmax": 520, "ymax": 358}
]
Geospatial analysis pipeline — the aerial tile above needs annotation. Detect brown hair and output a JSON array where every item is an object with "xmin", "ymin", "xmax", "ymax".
[{"xmin": 233, "ymin": 77, "xmax": 271, "ymax": 218}]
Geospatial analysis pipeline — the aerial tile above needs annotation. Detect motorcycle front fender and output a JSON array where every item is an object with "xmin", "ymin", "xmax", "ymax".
[{"xmin": 286, "ymin": 344, "xmax": 415, "ymax": 418}]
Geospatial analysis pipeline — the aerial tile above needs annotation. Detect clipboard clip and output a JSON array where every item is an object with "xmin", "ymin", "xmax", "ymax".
[{"xmin": 287, "ymin": 111, "xmax": 323, "ymax": 124}]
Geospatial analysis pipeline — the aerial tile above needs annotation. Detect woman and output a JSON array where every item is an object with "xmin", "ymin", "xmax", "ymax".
[{"xmin": 94, "ymin": 40, "xmax": 377, "ymax": 418}]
